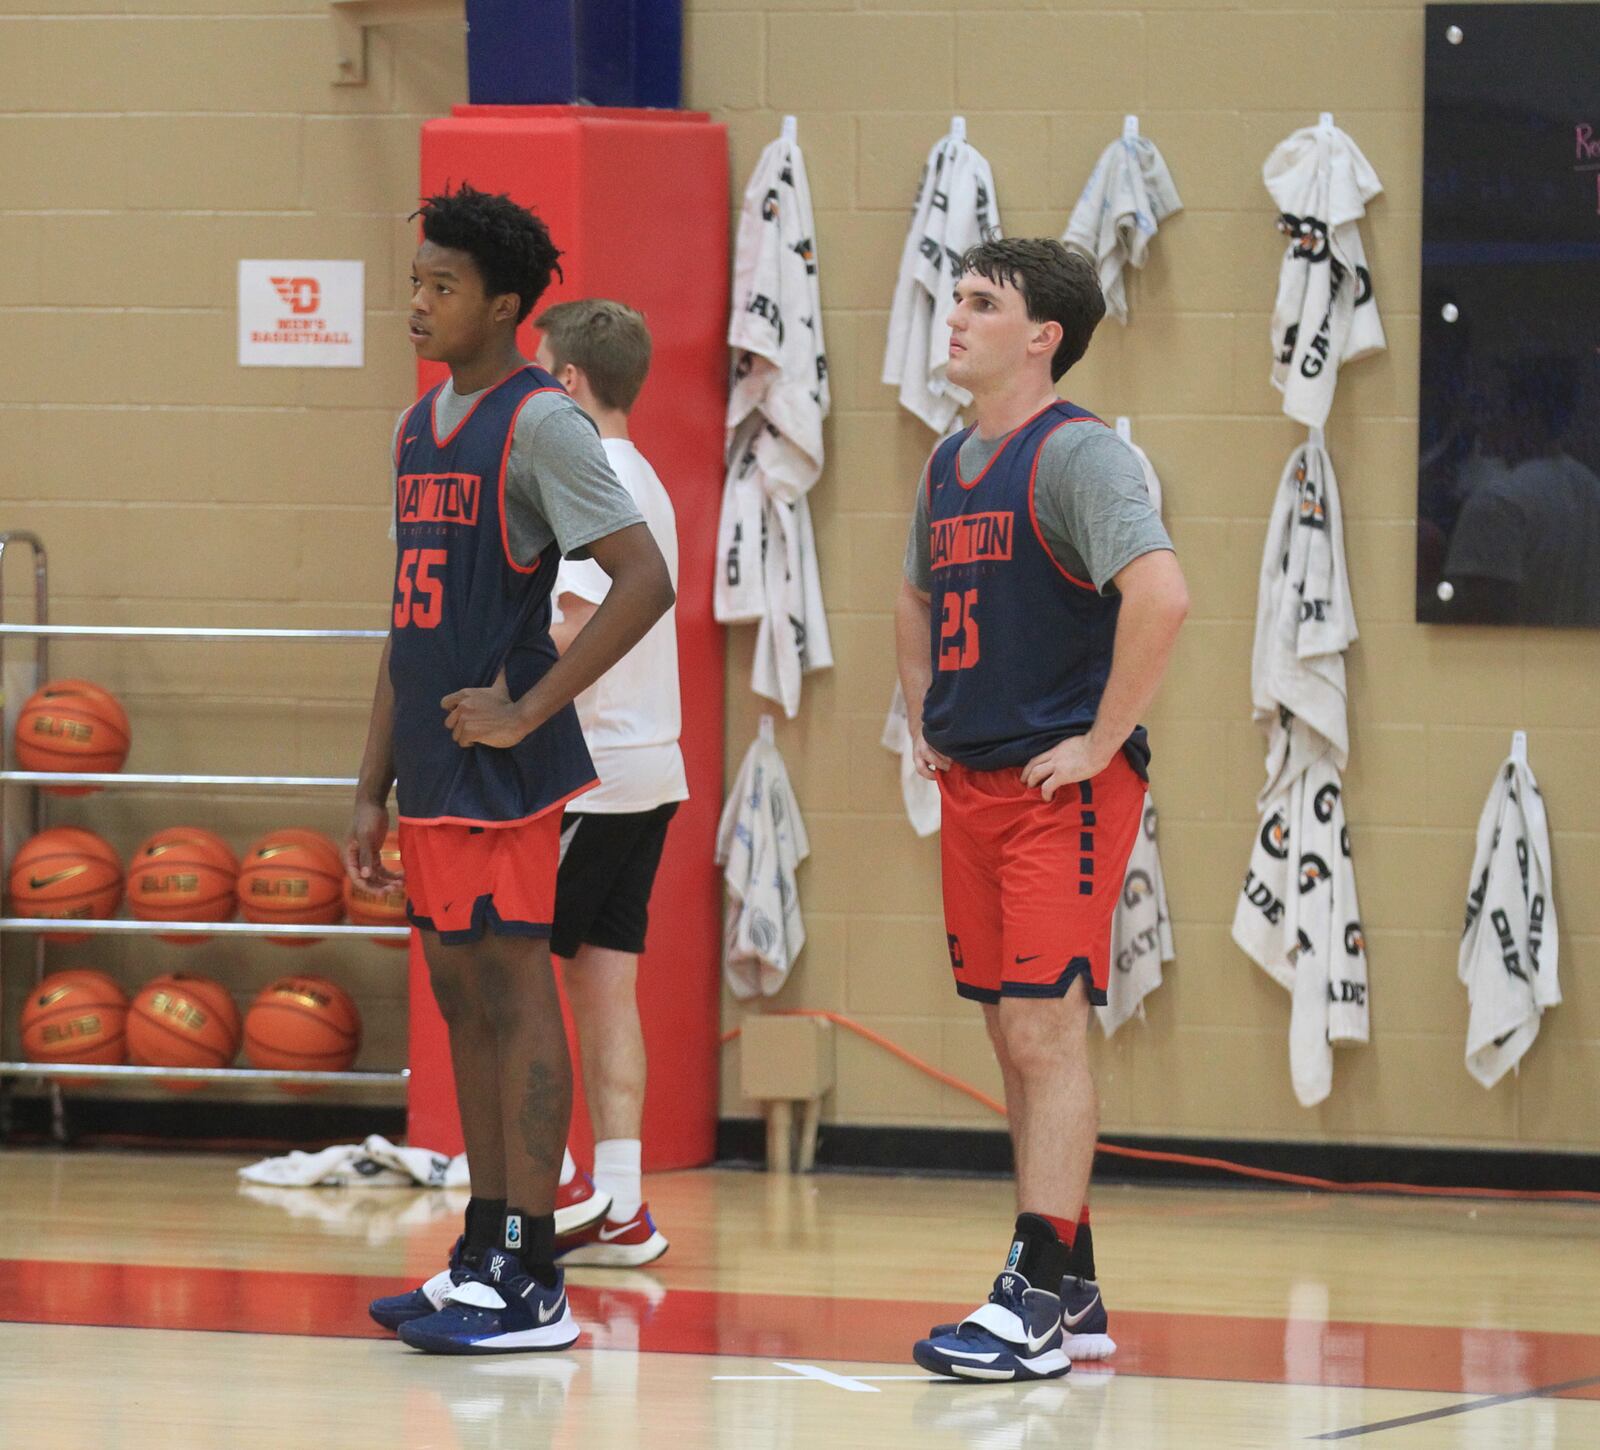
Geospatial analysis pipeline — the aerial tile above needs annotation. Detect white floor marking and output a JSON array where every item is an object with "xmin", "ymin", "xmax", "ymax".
[
  {"xmin": 710, "ymin": 1362, "xmax": 942, "ymax": 1392},
  {"xmin": 772, "ymin": 1362, "xmax": 880, "ymax": 1393}
]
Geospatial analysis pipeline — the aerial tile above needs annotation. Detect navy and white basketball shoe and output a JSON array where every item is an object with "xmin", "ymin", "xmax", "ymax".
[
  {"xmin": 913, "ymin": 1271, "xmax": 1069, "ymax": 1382},
  {"xmin": 368, "ymin": 1235, "xmax": 473, "ymax": 1332},
  {"xmin": 927, "ymin": 1275, "xmax": 1116, "ymax": 1361},
  {"xmin": 398, "ymin": 1249, "xmax": 579, "ymax": 1355},
  {"xmin": 1059, "ymin": 1276, "xmax": 1116, "ymax": 1360}
]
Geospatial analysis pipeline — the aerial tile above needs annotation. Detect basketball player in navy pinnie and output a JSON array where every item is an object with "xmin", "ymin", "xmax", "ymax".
[
  {"xmin": 897, "ymin": 239, "xmax": 1188, "ymax": 1382},
  {"xmin": 347, "ymin": 184, "xmax": 674, "ymax": 1355}
]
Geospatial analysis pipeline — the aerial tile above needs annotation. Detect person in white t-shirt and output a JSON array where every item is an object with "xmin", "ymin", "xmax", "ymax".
[{"xmin": 534, "ymin": 299, "xmax": 687, "ymax": 1267}]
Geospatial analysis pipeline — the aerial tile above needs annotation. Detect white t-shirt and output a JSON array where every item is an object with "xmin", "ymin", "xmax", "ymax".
[{"xmin": 555, "ymin": 438, "xmax": 689, "ymax": 813}]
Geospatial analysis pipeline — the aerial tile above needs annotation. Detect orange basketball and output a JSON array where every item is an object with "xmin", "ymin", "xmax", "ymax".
[
  {"xmin": 7, "ymin": 826, "xmax": 124, "ymax": 944},
  {"xmin": 14, "ymin": 679, "xmax": 131, "ymax": 795},
  {"xmin": 20, "ymin": 968, "xmax": 129, "ymax": 1068},
  {"xmin": 128, "ymin": 972, "xmax": 241, "ymax": 1092},
  {"xmin": 127, "ymin": 826, "xmax": 238, "ymax": 945},
  {"xmin": 344, "ymin": 829, "xmax": 406, "ymax": 946},
  {"xmin": 237, "ymin": 828, "xmax": 344, "ymax": 945},
  {"xmin": 245, "ymin": 975, "xmax": 361, "ymax": 1093},
  {"xmin": 254, "ymin": 828, "xmax": 344, "ymax": 872}
]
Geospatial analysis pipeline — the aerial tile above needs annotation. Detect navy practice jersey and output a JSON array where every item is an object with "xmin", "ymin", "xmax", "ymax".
[
  {"xmin": 921, "ymin": 401, "xmax": 1150, "ymax": 775},
  {"xmin": 389, "ymin": 365, "xmax": 596, "ymax": 824}
]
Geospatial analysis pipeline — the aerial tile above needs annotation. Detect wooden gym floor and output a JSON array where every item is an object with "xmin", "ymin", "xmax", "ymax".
[{"xmin": 0, "ymin": 1148, "xmax": 1597, "ymax": 1448}]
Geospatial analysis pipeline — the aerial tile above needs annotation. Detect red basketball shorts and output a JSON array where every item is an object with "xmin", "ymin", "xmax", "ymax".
[
  {"xmin": 937, "ymin": 752, "xmax": 1145, "ymax": 1005},
  {"xmin": 399, "ymin": 814, "xmax": 561, "ymax": 945}
]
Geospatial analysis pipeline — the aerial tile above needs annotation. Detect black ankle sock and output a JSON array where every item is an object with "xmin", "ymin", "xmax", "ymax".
[
  {"xmin": 1005, "ymin": 1213, "xmax": 1072, "ymax": 1291},
  {"xmin": 1064, "ymin": 1221, "xmax": 1096, "ymax": 1283},
  {"xmin": 503, "ymin": 1207, "xmax": 558, "ymax": 1286},
  {"xmin": 465, "ymin": 1196, "xmax": 507, "ymax": 1254}
]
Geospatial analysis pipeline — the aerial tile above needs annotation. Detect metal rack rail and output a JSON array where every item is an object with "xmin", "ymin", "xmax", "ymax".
[
  {"xmin": 0, "ymin": 624, "xmax": 386, "ymax": 641},
  {"xmin": 1, "ymin": 772, "xmax": 360, "ymax": 791},
  {"xmin": 0, "ymin": 1063, "xmax": 408, "ymax": 1087},
  {"xmin": 1, "ymin": 919, "xmax": 406, "ymax": 939},
  {"xmin": 0, "ymin": 532, "xmax": 402, "ymax": 1127}
]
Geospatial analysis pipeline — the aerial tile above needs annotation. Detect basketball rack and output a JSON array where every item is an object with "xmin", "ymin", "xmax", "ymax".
[{"xmin": 0, "ymin": 532, "xmax": 409, "ymax": 1138}]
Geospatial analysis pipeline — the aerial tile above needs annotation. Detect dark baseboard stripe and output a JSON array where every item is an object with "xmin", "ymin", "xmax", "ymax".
[
  {"xmin": 2, "ymin": 1094, "xmax": 407, "ymax": 1150},
  {"xmin": 7, "ymin": 1099, "xmax": 1592, "ymax": 1194},
  {"xmin": 715, "ymin": 1119, "xmax": 1600, "ymax": 1195}
]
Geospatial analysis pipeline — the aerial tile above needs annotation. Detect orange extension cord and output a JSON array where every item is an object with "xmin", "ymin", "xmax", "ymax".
[{"xmin": 723, "ymin": 1011, "xmax": 1600, "ymax": 1205}]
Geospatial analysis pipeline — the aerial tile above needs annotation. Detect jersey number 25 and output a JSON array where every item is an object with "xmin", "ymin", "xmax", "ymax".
[{"xmin": 938, "ymin": 588, "xmax": 980, "ymax": 671}]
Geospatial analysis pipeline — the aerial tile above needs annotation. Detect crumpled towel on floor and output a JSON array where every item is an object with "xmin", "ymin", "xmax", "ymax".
[{"xmin": 237, "ymin": 1134, "xmax": 469, "ymax": 1189}]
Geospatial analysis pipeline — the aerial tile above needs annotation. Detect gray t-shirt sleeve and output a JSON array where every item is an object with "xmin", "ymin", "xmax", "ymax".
[
  {"xmin": 503, "ymin": 394, "xmax": 644, "ymax": 567},
  {"xmin": 902, "ymin": 454, "xmax": 935, "ymax": 593},
  {"xmin": 388, "ymin": 410, "xmax": 406, "ymax": 541},
  {"xmin": 1033, "ymin": 425, "xmax": 1173, "ymax": 592}
]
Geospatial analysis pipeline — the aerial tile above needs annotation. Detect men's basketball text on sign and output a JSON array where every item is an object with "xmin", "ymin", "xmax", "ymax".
[{"xmin": 237, "ymin": 260, "xmax": 364, "ymax": 368}]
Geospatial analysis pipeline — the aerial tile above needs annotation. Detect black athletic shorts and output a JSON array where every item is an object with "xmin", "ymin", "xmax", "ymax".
[{"xmin": 550, "ymin": 802, "xmax": 679, "ymax": 959}]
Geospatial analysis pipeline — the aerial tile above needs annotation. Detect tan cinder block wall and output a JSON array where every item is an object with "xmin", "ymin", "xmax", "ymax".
[
  {"xmin": 694, "ymin": 0, "xmax": 1600, "ymax": 1154},
  {"xmin": 0, "ymin": 2, "xmax": 1594, "ymax": 1149},
  {"xmin": 0, "ymin": 2, "xmax": 469, "ymax": 1096}
]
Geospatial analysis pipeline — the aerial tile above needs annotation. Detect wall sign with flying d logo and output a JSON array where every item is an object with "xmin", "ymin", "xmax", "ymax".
[{"xmin": 238, "ymin": 259, "xmax": 364, "ymax": 368}]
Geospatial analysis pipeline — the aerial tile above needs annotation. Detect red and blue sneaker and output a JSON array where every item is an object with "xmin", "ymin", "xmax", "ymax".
[
  {"xmin": 554, "ymin": 1171, "xmax": 611, "ymax": 1235},
  {"xmin": 368, "ymin": 1234, "xmax": 474, "ymax": 1332},
  {"xmin": 554, "ymin": 1202, "xmax": 668, "ymax": 1268},
  {"xmin": 913, "ymin": 1271, "xmax": 1069, "ymax": 1382},
  {"xmin": 397, "ymin": 1249, "xmax": 579, "ymax": 1355}
]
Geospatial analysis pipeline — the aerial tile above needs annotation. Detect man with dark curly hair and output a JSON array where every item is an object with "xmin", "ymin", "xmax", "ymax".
[
  {"xmin": 897, "ymin": 238, "xmax": 1187, "ymax": 1382},
  {"xmin": 348, "ymin": 183, "xmax": 675, "ymax": 1355}
]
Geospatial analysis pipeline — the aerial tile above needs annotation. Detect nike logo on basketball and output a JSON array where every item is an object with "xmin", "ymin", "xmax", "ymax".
[
  {"xmin": 29, "ymin": 867, "xmax": 86, "ymax": 889},
  {"xmin": 1062, "ymin": 1293, "xmax": 1101, "ymax": 1329},
  {"xmin": 598, "ymin": 1217, "xmax": 642, "ymax": 1242}
]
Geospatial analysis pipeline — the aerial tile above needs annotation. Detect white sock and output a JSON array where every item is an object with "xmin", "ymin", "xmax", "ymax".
[
  {"xmin": 592, "ymin": 1138, "xmax": 643, "ymax": 1221},
  {"xmin": 560, "ymin": 1147, "xmax": 577, "ymax": 1187}
]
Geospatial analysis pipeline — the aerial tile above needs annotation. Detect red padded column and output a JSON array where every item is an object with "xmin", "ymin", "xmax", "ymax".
[{"xmin": 406, "ymin": 107, "xmax": 729, "ymax": 1171}]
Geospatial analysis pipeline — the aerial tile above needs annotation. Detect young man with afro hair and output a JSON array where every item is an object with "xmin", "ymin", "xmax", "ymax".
[{"xmin": 351, "ymin": 183, "xmax": 675, "ymax": 1354}]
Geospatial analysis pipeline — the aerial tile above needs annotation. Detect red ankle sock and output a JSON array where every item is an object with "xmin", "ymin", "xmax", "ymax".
[{"xmin": 1037, "ymin": 1212, "xmax": 1077, "ymax": 1250}]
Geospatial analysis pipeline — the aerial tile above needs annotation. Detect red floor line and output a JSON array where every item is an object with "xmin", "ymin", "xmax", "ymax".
[{"xmin": 1, "ymin": 1257, "xmax": 1598, "ymax": 1400}]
